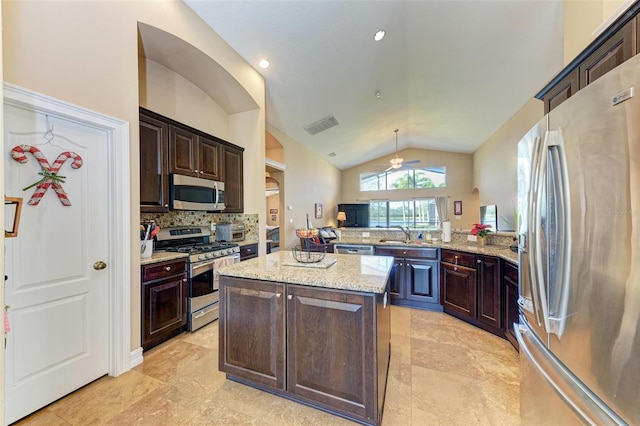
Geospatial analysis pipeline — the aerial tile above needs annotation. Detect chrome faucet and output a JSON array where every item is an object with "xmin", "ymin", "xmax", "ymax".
[{"xmin": 391, "ymin": 226, "xmax": 411, "ymax": 243}]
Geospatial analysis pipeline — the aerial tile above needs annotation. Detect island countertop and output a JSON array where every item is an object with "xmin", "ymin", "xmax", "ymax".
[{"xmin": 217, "ymin": 251, "xmax": 393, "ymax": 294}]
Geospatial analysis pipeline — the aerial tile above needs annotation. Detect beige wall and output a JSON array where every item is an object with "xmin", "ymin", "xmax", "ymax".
[
  {"xmin": 2, "ymin": 0, "xmax": 265, "ymax": 352},
  {"xmin": 341, "ymin": 148, "xmax": 477, "ymax": 229},
  {"xmin": 473, "ymin": 99, "xmax": 544, "ymax": 230},
  {"xmin": 267, "ymin": 125, "xmax": 341, "ymax": 250}
]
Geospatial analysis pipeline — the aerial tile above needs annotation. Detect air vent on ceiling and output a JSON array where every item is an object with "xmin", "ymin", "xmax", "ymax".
[{"xmin": 304, "ymin": 115, "xmax": 339, "ymax": 135}]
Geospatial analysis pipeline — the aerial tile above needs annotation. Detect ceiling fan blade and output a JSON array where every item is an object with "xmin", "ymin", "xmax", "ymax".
[{"xmin": 404, "ymin": 159, "xmax": 421, "ymax": 165}]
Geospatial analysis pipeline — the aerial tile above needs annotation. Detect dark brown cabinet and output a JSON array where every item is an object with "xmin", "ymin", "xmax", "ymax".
[
  {"xmin": 476, "ymin": 255, "xmax": 501, "ymax": 329},
  {"xmin": 139, "ymin": 111, "xmax": 169, "ymax": 213},
  {"xmin": 169, "ymin": 126, "xmax": 223, "ymax": 181},
  {"xmin": 139, "ymin": 108, "xmax": 244, "ymax": 213},
  {"xmin": 141, "ymin": 258, "xmax": 187, "ymax": 351},
  {"xmin": 219, "ymin": 276, "xmax": 390, "ymax": 425},
  {"xmin": 541, "ymin": 70, "xmax": 579, "ymax": 114},
  {"xmin": 219, "ymin": 277, "xmax": 285, "ymax": 390},
  {"xmin": 537, "ymin": 3, "xmax": 640, "ymax": 112},
  {"xmin": 239, "ymin": 243, "xmax": 258, "ymax": 261},
  {"xmin": 375, "ymin": 246, "xmax": 440, "ymax": 310},
  {"xmin": 440, "ymin": 249, "xmax": 502, "ymax": 336},
  {"xmin": 578, "ymin": 17, "xmax": 637, "ymax": 89},
  {"xmin": 223, "ymin": 145, "xmax": 244, "ymax": 213},
  {"xmin": 502, "ymin": 261, "xmax": 519, "ymax": 350}
]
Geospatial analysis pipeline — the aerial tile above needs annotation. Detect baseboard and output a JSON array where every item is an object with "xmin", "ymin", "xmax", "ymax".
[{"xmin": 130, "ymin": 347, "xmax": 144, "ymax": 368}]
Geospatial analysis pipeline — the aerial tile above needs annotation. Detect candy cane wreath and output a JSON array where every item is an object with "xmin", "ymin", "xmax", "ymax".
[{"xmin": 11, "ymin": 144, "xmax": 83, "ymax": 206}]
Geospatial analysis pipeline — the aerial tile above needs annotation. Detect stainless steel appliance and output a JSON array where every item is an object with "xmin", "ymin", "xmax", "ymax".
[
  {"xmin": 215, "ymin": 222, "xmax": 245, "ymax": 242},
  {"xmin": 170, "ymin": 174, "xmax": 225, "ymax": 211},
  {"xmin": 156, "ymin": 226, "xmax": 239, "ymax": 331},
  {"xmin": 334, "ymin": 244, "xmax": 374, "ymax": 255},
  {"xmin": 516, "ymin": 53, "xmax": 640, "ymax": 425}
]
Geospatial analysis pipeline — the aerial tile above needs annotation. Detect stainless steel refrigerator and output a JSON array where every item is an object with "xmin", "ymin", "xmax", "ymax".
[{"xmin": 517, "ymin": 52, "xmax": 640, "ymax": 425}]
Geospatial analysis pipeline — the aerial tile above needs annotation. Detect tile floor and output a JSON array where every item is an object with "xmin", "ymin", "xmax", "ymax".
[{"xmin": 15, "ymin": 306, "xmax": 520, "ymax": 425}]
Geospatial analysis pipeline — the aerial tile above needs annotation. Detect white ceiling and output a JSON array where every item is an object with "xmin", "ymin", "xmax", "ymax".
[{"xmin": 185, "ymin": 0, "xmax": 564, "ymax": 170}]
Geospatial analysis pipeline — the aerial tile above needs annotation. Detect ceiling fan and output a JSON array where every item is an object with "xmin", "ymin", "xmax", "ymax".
[{"xmin": 383, "ymin": 129, "xmax": 420, "ymax": 172}]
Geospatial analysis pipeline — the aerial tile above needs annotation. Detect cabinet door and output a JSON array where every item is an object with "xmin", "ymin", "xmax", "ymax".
[
  {"xmin": 219, "ymin": 277, "xmax": 285, "ymax": 390},
  {"xmin": 169, "ymin": 125, "xmax": 198, "ymax": 177},
  {"xmin": 440, "ymin": 262, "xmax": 476, "ymax": 319},
  {"xmin": 139, "ymin": 113, "xmax": 169, "ymax": 213},
  {"xmin": 503, "ymin": 261, "xmax": 520, "ymax": 350},
  {"xmin": 223, "ymin": 145, "xmax": 244, "ymax": 213},
  {"xmin": 406, "ymin": 258, "xmax": 439, "ymax": 305},
  {"xmin": 579, "ymin": 18, "xmax": 636, "ymax": 89},
  {"xmin": 476, "ymin": 255, "xmax": 501, "ymax": 329},
  {"xmin": 388, "ymin": 257, "xmax": 404, "ymax": 300},
  {"xmin": 198, "ymin": 136, "xmax": 223, "ymax": 181},
  {"xmin": 287, "ymin": 284, "xmax": 375, "ymax": 421},
  {"xmin": 542, "ymin": 69, "xmax": 579, "ymax": 114},
  {"xmin": 142, "ymin": 273, "xmax": 186, "ymax": 351}
]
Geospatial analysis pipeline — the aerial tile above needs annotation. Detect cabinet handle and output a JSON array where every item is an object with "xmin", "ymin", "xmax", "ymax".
[
  {"xmin": 165, "ymin": 266, "xmax": 171, "ymax": 271},
  {"xmin": 195, "ymin": 169, "xmax": 199, "ymax": 173},
  {"xmin": 477, "ymin": 259, "xmax": 481, "ymax": 264},
  {"xmin": 183, "ymin": 278, "xmax": 187, "ymax": 282},
  {"xmin": 164, "ymin": 204, "xmax": 169, "ymax": 208},
  {"xmin": 454, "ymin": 267, "xmax": 458, "ymax": 271},
  {"xmin": 454, "ymin": 257, "xmax": 458, "ymax": 267},
  {"xmin": 276, "ymin": 293, "xmax": 281, "ymax": 298},
  {"xmin": 287, "ymin": 295, "xmax": 293, "ymax": 300}
]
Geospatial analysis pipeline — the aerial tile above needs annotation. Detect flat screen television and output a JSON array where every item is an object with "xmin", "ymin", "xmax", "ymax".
[{"xmin": 337, "ymin": 203, "xmax": 369, "ymax": 228}]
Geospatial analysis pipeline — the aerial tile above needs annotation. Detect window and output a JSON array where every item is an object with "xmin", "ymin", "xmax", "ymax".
[
  {"xmin": 369, "ymin": 199, "xmax": 440, "ymax": 229},
  {"xmin": 360, "ymin": 167, "xmax": 446, "ymax": 191}
]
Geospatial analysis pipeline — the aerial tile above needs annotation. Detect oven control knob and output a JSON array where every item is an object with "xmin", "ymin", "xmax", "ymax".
[
  {"xmin": 198, "ymin": 254, "xmax": 206, "ymax": 261},
  {"xmin": 205, "ymin": 252, "xmax": 213, "ymax": 259}
]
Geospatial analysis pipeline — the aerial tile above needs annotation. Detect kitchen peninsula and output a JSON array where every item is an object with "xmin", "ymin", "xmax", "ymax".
[{"xmin": 217, "ymin": 252, "xmax": 393, "ymax": 426}]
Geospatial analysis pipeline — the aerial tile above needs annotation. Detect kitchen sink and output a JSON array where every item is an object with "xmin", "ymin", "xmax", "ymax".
[{"xmin": 379, "ymin": 239, "xmax": 406, "ymax": 244}]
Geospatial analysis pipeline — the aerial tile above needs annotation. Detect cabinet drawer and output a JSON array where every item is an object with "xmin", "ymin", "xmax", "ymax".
[
  {"xmin": 142, "ymin": 259, "xmax": 186, "ymax": 282},
  {"xmin": 441, "ymin": 250, "xmax": 476, "ymax": 268},
  {"xmin": 375, "ymin": 246, "xmax": 438, "ymax": 260},
  {"xmin": 503, "ymin": 261, "xmax": 518, "ymax": 284},
  {"xmin": 240, "ymin": 243, "xmax": 258, "ymax": 261}
]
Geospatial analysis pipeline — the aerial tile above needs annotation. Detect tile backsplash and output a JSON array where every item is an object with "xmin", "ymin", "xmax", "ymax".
[{"xmin": 141, "ymin": 211, "xmax": 259, "ymax": 241}]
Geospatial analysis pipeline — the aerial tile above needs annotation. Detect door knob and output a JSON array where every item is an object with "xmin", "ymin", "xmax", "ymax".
[{"xmin": 93, "ymin": 261, "xmax": 107, "ymax": 270}]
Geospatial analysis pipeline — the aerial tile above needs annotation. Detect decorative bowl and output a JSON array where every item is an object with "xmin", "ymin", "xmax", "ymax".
[{"xmin": 292, "ymin": 245, "xmax": 327, "ymax": 263}]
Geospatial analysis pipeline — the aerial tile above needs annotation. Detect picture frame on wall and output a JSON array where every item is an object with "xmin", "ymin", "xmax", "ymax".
[
  {"xmin": 454, "ymin": 200, "xmax": 463, "ymax": 216},
  {"xmin": 315, "ymin": 203, "xmax": 323, "ymax": 219}
]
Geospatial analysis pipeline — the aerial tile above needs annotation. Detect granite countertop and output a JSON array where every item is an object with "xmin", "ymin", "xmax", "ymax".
[
  {"xmin": 140, "ymin": 251, "xmax": 189, "ymax": 266},
  {"xmin": 217, "ymin": 251, "xmax": 394, "ymax": 294},
  {"xmin": 334, "ymin": 238, "xmax": 518, "ymax": 265}
]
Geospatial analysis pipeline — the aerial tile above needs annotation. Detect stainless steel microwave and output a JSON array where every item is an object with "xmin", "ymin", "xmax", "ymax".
[{"xmin": 170, "ymin": 174, "xmax": 225, "ymax": 211}]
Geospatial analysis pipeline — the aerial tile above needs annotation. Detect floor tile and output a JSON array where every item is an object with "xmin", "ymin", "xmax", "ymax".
[{"xmin": 14, "ymin": 306, "xmax": 520, "ymax": 425}]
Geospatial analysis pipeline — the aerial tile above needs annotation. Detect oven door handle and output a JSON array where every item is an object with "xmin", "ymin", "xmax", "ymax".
[{"xmin": 191, "ymin": 259, "xmax": 216, "ymax": 276}]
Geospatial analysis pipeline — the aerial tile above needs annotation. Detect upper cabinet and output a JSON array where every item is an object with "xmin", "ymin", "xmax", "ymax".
[
  {"xmin": 578, "ymin": 17, "xmax": 637, "ymax": 89},
  {"xmin": 223, "ymin": 145, "xmax": 244, "ymax": 213},
  {"xmin": 139, "ymin": 107, "xmax": 244, "ymax": 212},
  {"xmin": 538, "ymin": 3, "xmax": 640, "ymax": 113},
  {"xmin": 140, "ymin": 111, "xmax": 170, "ymax": 213},
  {"xmin": 169, "ymin": 126, "xmax": 224, "ymax": 181}
]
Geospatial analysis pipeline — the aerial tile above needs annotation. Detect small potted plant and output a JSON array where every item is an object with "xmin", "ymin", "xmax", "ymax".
[{"xmin": 470, "ymin": 223, "xmax": 492, "ymax": 245}]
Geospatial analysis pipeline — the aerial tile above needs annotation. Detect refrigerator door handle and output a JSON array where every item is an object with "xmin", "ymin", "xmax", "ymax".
[
  {"xmin": 530, "ymin": 131, "xmax": 550, "ymax": 328},
  {"xmin": 546, "ymin": 130, "xmax": 572, "ymax": 337}
]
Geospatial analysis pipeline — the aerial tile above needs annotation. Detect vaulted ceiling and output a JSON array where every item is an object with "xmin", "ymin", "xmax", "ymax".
[{"xmin": 185, "ymin": 1, "xmax": 564, "ymax": 170}]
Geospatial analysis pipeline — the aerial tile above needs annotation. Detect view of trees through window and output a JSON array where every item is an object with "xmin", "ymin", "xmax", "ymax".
[
  {"xmin": 370, "ymin": 199, "xmax": 440, "ymax": 229},
  {"xmin": 360, "ymin": 167, "xmax": 446, "ymax": 191}
]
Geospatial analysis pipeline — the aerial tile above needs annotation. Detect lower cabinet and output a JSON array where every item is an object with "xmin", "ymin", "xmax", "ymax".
[
  {"xmin": 375, "ymin": 246, "xmax": 441, "ymax": 311},
  {"xmin": 141, "ymin": 259, "xmax": 187, "ymax": 351},
  {"xmin": 440, "ymin": 250, "xmax": 502, "ymax": 336},
  {"xmin": 219, "ymin": 276, "xmax": 390, "ymax": 425},
  {"xmin": 502, "ymin": 261, "xmax": 520, "ymax": 350}
]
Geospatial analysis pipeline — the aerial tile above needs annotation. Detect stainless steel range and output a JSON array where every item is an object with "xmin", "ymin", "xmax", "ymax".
[{"xmin": 155, "ymin": 226, "xmax": 240, "ymax": 331}]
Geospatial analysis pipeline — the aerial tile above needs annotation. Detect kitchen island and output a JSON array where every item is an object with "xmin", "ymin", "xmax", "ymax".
[{"xmin": 217, "ymin": 251, "xmax": 393, "ymax": 426}]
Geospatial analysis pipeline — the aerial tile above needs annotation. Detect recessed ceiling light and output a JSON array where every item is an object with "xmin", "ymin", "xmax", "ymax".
[
  {"xmin": 373, "ymin": 30, "xmax": 385, "ymax": 41},
  {"xmin": 258, "ymin": 59, "xmax": 270, "ymax": 69}
]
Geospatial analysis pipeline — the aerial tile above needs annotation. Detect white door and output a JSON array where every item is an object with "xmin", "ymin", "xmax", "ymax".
[{"xmin": 4, "ymin": 99, "xmax": 111, "ymax": 423}]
